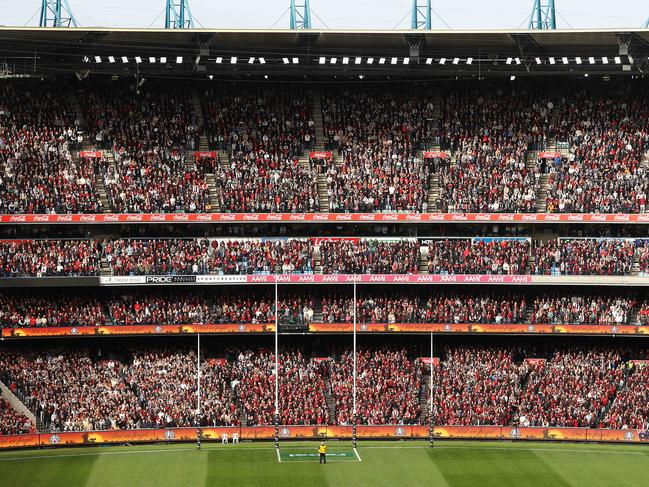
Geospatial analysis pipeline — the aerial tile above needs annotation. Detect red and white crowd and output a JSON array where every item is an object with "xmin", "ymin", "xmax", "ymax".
[
  {"xmin": 1, "ymin": 345, "xmax": 648, "ymax": 434},
  {"xmin": 427, "ymin": 239, "xmax": 530, "ymax": 275},
  {"xmin": 319, "ymin": 239, "xmax": 420, "ymax": 274},
  {"xmin": 546, "ymin": 86, "xmax": 649, "ymax": 213},
  {"xmin": 322, "ymin": 87, "xmax": 434, "ymax": 213},
  {"xmin": 331, "ymin": 347, "xmax": 421, "ymax": 425},
  {"xmin": 532, "ymin": 239, "xmax": 635, "ymax": 276},
  {"xmin": 530, "ymin": 295, "xmax": 634, "ymax": 325}
]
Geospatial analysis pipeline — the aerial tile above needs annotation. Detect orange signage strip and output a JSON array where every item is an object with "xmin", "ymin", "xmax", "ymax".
[
  {"xmin": 1, "ymin": 425, "xmax": 647, "ymax": 449},
  {"xmin": 3, "ymin": 323, "xmax": 646, "ymax": 338}
]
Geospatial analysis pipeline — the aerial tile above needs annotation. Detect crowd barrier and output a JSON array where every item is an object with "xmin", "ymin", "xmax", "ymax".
[
  {"xmin": 0, "ymin": 213, "xmax": 648, "ymax": 225},
  {"xmin": 0, "ymin": 425, "xmax": 647, "ymax": 449},
  {"xmin": 2, "ymin": 323, "xmax": 647, "ymax": 338}
]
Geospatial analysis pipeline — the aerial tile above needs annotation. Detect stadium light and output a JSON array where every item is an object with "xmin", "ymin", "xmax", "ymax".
[
  {"xmin": 215, "ymin": 57, "xmax": 223, "ymax": 64},
  {"xmin": 249, "ymin": 57, "xmax": 255, "ymax": 64},
  {"xmin": 575, "ymin": 57, "xmax": 582, "ymax": 64},
  {"xmin": 425, "ymin": 58, "xmax": 433, "ymax": 64},
  {"xmin": 403, "ymin": 57, "xmax": 410, "ymax": 64},
  {"xmin": 466, "ymin": 57, "xmax": 473, "ymax": 65},
  {"xmin": 149, "ymin": 57, "xmax": 156, "ymax": 63},
  {"xmin": 259, "ymin": 57, "xmax": 266, "ymax": 64},
  {"xmin": 282, "ymin": 57, "xmax": 289, "ymax": 64},
  {"xmin": 510, "ymin": 75, "xmax": 516, "ymax": 81},
  {"xmin": 562, "ymin": 57, "xmax": 568, "ymax": 64},
  {"xmin": 82, "ymin": 56, "xmax": 90, "ymax": 62},
  {"xmin": 121, "ymin": 56, "xmax": 129, "ymax": 63},
  {"xmin": 160, "ymin": 57, "xmax": 167, "ymax": 64},
  {"xmin": 391, "ymin": 57, "xmax": 398, "ymax": 65},
  {"xmin": 94, "ymin": 56, "xmax": 102, "ymax": 63},
  {"xmin": 330, "ymin": 57, "xmax": 337, "ymax": 64},
  {"xmin": 355, "ymin": 57, "xmax": 362, "ymax": 65},
  {"xmin": 135, "ymin": 56, "xmax": 142, "ymax": 64},
  {"xmin": 342, "ymin": 57, "xmax": 349, "ymax": 64},
  {"xmin": 535, "ymin": 57, "xmax": 541, "ymax": 64},
  {"xmin": 452, "ymin": 58, "xmax": 459, "ymax": 65},
  {"xmin": 515, "ymin": 57, "xmax": 521, "ymax": 65},
  {"xmin": 588, "ymin": 56, "xmax": 595, "ymax": 64},
  {"xmin": 439, "ymin": 58, "xmax": 446, "ymax": 64},
  {"xmin": 176, "ymin": 56, "xmax": 182, "ymax": 64},
  {"xmin": 614, "ymin": 56, "xmax": 621, "ymax": 64},
  {"xmin": 379, "ymin": 58, "xmax": 386, "ymax": 64},
  {"xmin": 108, "ymin": 56, "xmax": 115, "ymax": 63},
  {"xmin": 549, "ymin": 57, "xmax": 555, "ymax": 64},
  {"xmin": 292, "ymin": 57, "xmax": 299, "ymax": 64},
  {"xmin": 506, "ymin": 57, "xmax": 512, "ymax": 65},
  {"xmin": 230, "ymin": 56, "xmax": 238, "ymax": 64},
  {"xmin": 319, "ymin": 57, "xmax": 325, "ymax": 64},
  {"xmin": 602, "ymin": 56, "xmax": 609, "ymax": 64},
  {"xmin": 367, "ymin": 58, "xmax": 374, "ymax": 64}
]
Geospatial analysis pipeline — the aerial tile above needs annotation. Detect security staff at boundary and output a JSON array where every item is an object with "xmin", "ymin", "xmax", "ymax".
[{"xmin": 318, "ymin": 442, "xmax": 327, "ymax": 464}]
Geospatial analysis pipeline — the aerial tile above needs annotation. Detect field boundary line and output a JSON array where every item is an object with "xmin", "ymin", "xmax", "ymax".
[
  {"xmin": 353, "ymin": 447, "xmax": 362, "ymax": 461},
  {"xmin": 276, "ymin": 447, "xmax": 281, "ymax": 463}
]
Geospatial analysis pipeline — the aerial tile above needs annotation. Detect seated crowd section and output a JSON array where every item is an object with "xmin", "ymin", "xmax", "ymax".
[
  {"xmin": 1, "ymin": 237, "xmax": 648, "ymax": 277},
  {"xmin": 202, "ymin": 86, "xmax": 319, "ymax": 213},
  {"xmin": 1, "ymin": 79, "xmax": 649, "ymax": 214},
  {"xmin": 321, "ymin": 86, "xmax": 435, "ymax": 213},
  {"xmin": 1, "ymin": 344, "xmax": 648, "ymax": 434},
  {"xmin": 0, "ymin": 290, "xmax": 642, "ymax": 328}
]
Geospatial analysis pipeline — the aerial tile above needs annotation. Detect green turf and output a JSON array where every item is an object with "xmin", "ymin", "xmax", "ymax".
[{"xmin": 0, "ymin": 440, "xmax": 648, "ymax": 487}]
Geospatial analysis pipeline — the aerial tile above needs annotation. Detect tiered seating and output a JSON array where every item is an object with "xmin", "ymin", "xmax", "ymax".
[
  {"xmin": 203, "ymin": 87, "xmax": 319, "ymax": 212},
  {"xmin": 547, "ymin": 85, "xmax": 649, "ymax": 213},
  {"xmin": 319, "ymin": 239, "xmax": 420, "ymax": 274},
  {"xmin": 81, "ymin": 83, "xmax": 208, "ymax": 213},
  {"xmin": 437, "ymin": 84, "xmax": 551, "ymax": 212},
  {"xmin": 0, "ymin": 240, "xmax": 100, "ymax": 277},
  {"xmin": 322, "ymin": 87, "xmax": 434, "ymax": 212},
  {"xmin": 516, "ymin": 349, "xmax": 623, "ymax": 427},
  {"xmin": 532, "ymin": 239, "xmax": 635, "ymax": 275},
  {"xmin": 331, "ymin": 347, "xmax": 421, "ymax": 425},
  {"xmin": 427, "ymin": 239, "xmax": 529, "ymax": 275}
]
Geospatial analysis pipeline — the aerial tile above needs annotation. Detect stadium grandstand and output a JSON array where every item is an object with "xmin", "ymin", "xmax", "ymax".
[{"xmin": 1, "ymin": 18, "xmax": 649, "ymax": 487}]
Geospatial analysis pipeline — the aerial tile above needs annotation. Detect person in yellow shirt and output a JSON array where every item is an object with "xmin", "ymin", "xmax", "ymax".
[{"xmin": 318, "ymin": 442, "xmax": 327, "ymax": 464}]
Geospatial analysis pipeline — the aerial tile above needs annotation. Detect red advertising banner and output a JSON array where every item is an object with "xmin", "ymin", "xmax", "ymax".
[
  {"xmin": 538, "ymin": 151, "xmax": 561, "ymax": 159},
  {"xmin": 309, "ymin": 151, "xmax": 333, "ymax": 159},
  {"xmin": 1, "ymin": 426, "xmax": 647, "ymax": 450},
  {"xmin": 79, "ymin": 151, "xmax": 103, "ymax": 158},
  {"xmin": 3, "ymin": 323, "xmax": 647, "ymax": 339},
  {"xmin": 194, "ymin": 151, "xmax": 217, "ymax": 158},
  {"xmin": 422, "ymin": 151, "xmax": 448, "ymax": 159},
  {"xmin": 1, "ymin": 213, "xmax": 647, "ymax": 225},
  {"xmin": 524, "ymin": 358, "xmax": 547, "ymax": 366},
  {"xmin": 245, "ymin": 274, "xmax": 533, "ymax": 284},
  {"xmin": 418, "ymin": 357, "xmax": 440, "ymax": 366}
]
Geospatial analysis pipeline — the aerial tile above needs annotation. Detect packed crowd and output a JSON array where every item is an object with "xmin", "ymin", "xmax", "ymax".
[
  {"xmin": 427, "ymin": 239, "xmax": 530, "ymax": 275},
  {"xmin": 0, "ymin": 398, "xmax": 34, "ymax": 435},
  {"xmin": 203, "ymin": 87, "xmax": 319, "ymax": 213},
  {"xmin": 515, "ymin": 349, "xmax": 624, "ymax": 427},
  {"xmin": 331, "ymin": 347, "xmax": 421, "ymax": 425},
  {"xmin": 437, "ymin": 85, "xmax": 552, "ymax": 213},
  {"xmin": 602, "ymin": 362, "xmax": 649, "ymax": 429},
  {"xmin": 0, "ymin": 240, "xmax": 101, "ymax": 277},
  {"xmin": 532, "ymin": 239, "xmax": 635, "ymax": 276},
  {"xmin": 0, "ymin": 82, "xmax": 103, "ymax": 215},
  {"xmin": 546, "ymin": 85, "xmax": 649, "ymax": 213},
  {"xmin": 319, "ymin": 239, "xmax": 420, "ymax": 274},
  {"xmin": 321, "ymin": 293, "xmax": 527, "ymax": 324},
  {"xmin": 1, "ymin": 344, "xmax": 649, "ymax": 434},
  {"xmin": 0, "ymin": 294, "xmax": 105, "ymax": 328},
  {"xmin": 433, "ymin": 347, "xmax": 528, "ymax": 426},
  {"xmin": 530, "ymin": 295, "xmax": 635, "ymax": 325},
  {"xmin": 322, "ymin": 88, "xmax": 434, "ymax": 212},
  {"xmin": 80, "ymin": 82, "xmax": 209, "ymax": 213},
  {"xmin": 233, "ymin": 349, "xmax": 330, "ymax": 426}
]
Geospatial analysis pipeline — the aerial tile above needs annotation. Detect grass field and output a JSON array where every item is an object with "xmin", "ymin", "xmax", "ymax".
[{"xmin": 1, "ymin": 440, "xmax": 648, "ymax": 486}]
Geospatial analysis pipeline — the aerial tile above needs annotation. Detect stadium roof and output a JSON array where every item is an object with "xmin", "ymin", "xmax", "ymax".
[{"xmin": 1, "ymin": 27, "xmax": 649, "ymax": 79}]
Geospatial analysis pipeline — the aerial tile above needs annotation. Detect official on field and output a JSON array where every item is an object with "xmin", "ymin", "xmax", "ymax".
[{"xmin": 318, "ymin": 442, "xmax": 327, "ymax": 464}]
